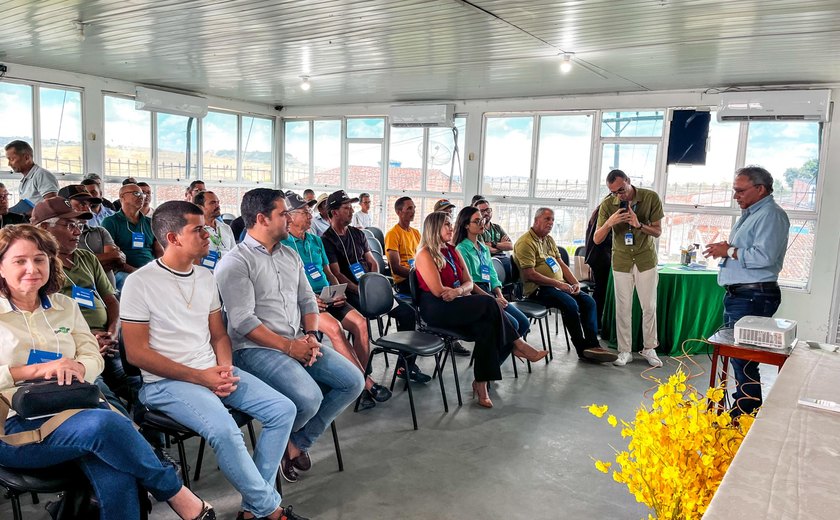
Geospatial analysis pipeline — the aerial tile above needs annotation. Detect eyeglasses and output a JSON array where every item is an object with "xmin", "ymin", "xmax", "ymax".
[
  {"xmin": 479, "ymin": 207, "xmax": 492, "ymax": 213},
  {"xmin": 469, "ymin": 218, "xmax": 485, "ymax": 225},
  {"xmin": 732, "ymin": 184, "xmax": 760, "ymax": 194},
  {"xmin": 122, "ymin": 191, "xmax": 144, "ymax": 198},
  {"xmin": 609, "ymin": 186, "xmax": 627, "ymax": 196},
  {"xmin": 57, "ymin": 221, "xmax": 85, "ymax": 231}
]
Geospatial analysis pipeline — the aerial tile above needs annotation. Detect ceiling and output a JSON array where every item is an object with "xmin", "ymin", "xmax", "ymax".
[{"xmin": 2, "ymin": 0, "xmax": 840, "ymax": 107}]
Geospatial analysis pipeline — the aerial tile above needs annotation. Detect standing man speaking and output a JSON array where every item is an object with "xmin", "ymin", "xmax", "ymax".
[
  {"xmin": 704, "ymin": 166, "xmax": 788, "ymax": 417},
  {"xmin": 594, "ymin": 169, "xmax": 664, "ymax": 368}
]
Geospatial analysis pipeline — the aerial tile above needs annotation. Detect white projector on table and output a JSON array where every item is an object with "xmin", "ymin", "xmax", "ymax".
[{"xmin": 734, "ymin": 316, "xmax": 797, "ymax": 349}]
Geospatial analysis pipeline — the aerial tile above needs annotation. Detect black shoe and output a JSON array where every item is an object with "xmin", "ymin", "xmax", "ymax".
[
  {"xmin": 451, "ymin": 341, "xmax": 471, "ymax": 357},
  {"xmin": 396, "ymin": 367, "xmax": 432, "ymax": 384},
  {"xmin": 369, "ymin": 383, "xmax": 392, "ymax": 402},
  {"xmin": 358, "ymin": 391, "xmax": 376, "ymax": 410},
  {"xmin": 581, "ymin": 347, "xmax": 619, "ymax": 363},
  {"xmin": 290, "ymin": 451, "xmax": 311, "ymax": 472},
  {"xmin": 279, "ymin": 505, "xmax": 309, "ymax": 520},
  {"xmin": 154, "ymin": 447, "xmax": 183, "ymax": 480},
  {"xmin": 280, "ymin": 455, "xmax": 299, "ymax": 483}
]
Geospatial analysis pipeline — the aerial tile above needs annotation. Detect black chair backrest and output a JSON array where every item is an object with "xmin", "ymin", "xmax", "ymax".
[
  {"xmin": 370, "ymin": 249, "xmax": 390, "ymax": 276},
  {"xmin": 362, "ymin": 228, "xmax": 376, "ymax": 241},
  {"xmin": 492, "ymin": 256, "xmax": 506, "ymax": 285},
  {"xmin": 367, "ymin": 226, "xmax": 386, "ymax": 250},
  {"xmin": 358, "ymin": 272, "xmax": 395, "ymax": 318},
  {"xmin": 408, "ymin": 268, "xmax": 421, "ymax": 305},
  {"xmin": 558, "ymin": 246, "xmax": 570, "ymax": 266},
  {"xmin": 367, "ymin": 236, "xmax": 384, "ymax": 255},
  {"xmin": 574, "ymin": 245, "xmax": 585, "ymax": 258}
]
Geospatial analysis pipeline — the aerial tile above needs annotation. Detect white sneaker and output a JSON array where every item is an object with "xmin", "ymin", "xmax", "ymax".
[
  {"xmin": 613, "ymin": 352, "xmax": 632, "ymax": 366},
  {"xmin": 640, "ymin": 348, "xmax": 663, "ymax": 368}
]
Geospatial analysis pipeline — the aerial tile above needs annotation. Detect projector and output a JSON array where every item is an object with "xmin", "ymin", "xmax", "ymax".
[{"xmin": 734, "ymin": 316, "xmax": 797, "ymax": 349}]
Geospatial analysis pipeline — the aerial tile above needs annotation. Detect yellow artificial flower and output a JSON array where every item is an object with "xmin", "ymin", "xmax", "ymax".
[
  {"xmin": 607, "ymin": 415, "xmax": 618, "ymax": 427},
  {"xmin": 587, "ymin": 403, "xmax": 609, "ymax": 418},
  {"xmin": 594, "ymin": 460, "xmax": 612, "ymax": 473}
]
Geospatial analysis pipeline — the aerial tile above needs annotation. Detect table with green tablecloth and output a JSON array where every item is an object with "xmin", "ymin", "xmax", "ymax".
[{"xmin": 602, "ymin": 264, "xmax": 725, "ymax": 355}]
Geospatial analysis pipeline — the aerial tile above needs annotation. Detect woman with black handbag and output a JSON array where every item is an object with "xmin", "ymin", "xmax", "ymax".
[{"xmin": 0, "ymin": 224, "xmax": 214, "ymax": 520}]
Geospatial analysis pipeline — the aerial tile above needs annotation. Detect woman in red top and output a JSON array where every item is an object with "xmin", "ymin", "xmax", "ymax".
[{"xmin": 415, "ymin": 212, "xmax": 547, "ymax": 408}]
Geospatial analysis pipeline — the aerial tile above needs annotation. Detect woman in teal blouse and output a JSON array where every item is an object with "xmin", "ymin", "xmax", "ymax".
[{"xmin": 453, "ymin": 207, "xmax": 530, "ymax": 336}]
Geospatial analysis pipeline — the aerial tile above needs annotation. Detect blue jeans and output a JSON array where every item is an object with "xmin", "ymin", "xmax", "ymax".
[
  {"xmin": 723, "ymin": 285, "xmax": 782, "ymax": 417},
  {"xmin": 532, "ymin": 287, "xmax": 600, "ymax": 357},
  {"xmin": 0, "ymin": 408, "xmax": 181, "ymax": 520},
  {"xmin": 504, "ymin": 304, "xmax": 530, "ymax": 337},
  {"xmin": 140, "ymin": 368, "xmax": 296, "ymax": 517},
  {"xmin": 234, "ymin": 346, "xmax": 364, "ymax": 452}
]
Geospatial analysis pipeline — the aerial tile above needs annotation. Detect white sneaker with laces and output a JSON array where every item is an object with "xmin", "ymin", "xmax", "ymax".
[
  {"xmin": 613, "ymin": 352, "xmax": 632, "ymax": 366},
  {"xmin": 641, "ymin": 348, "xmax": 663, "ymax": 368}
]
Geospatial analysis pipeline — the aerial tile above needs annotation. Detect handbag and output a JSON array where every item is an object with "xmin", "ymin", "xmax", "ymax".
[{"xmin": 11, "ymin": 379, "xmax": 101, "ymax": 419}]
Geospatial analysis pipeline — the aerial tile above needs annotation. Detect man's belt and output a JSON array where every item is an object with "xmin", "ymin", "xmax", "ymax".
[{"xmin": 724, "ymin": 282, "xmax": 779, "ymax": 294}]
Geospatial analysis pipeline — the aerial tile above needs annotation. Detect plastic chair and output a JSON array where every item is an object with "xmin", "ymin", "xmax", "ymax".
[
  {"xmin": 366, "ymin": 235, "xmax": 384, "ymax": 256},
  {"xmin": 0, "ymin": 464, "xmax": 87, "ymax": 520},
  {"xmin": 496, "ymin": 257, "xmax": 553, "ymax": 371},
  {"xmin": 367, "ymin": 226, "xmax": 386, "ymax": 251}
]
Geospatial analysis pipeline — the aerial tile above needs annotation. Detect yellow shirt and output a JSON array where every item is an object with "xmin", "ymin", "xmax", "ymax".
[
  {"xmin": 0, "ymin": 293, "xmax": 103, "ymax": 393},
  {"xmin": 513, "ymin": 228, "xmax": 567, "ymax": 297},
  {"xmin": 384, "ymin": 224, "xmax": 421, "ymax": 284}
]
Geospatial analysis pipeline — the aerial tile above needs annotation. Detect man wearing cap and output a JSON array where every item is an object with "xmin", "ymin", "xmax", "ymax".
[
  {"xmin": 81, "ymin": 178, "xmax": 117, "ymax": 224},
  {"xmin": 310, "ymin": 193, "xmax": 330, "ymax": 237},
  {"xmin": 0, "ymin": 182, "xmax": 27, "ymax": 228},
  {"xmin": 5, "ymin": 140, "xmax": 59, "ymax": 216},
  {"xmin": 281, "ymin": 191, "xmax": 391, "ymax": 411},
  {"xmin": 59, "ymin": 185, "xmax": 125, "ymax": 287},
  {"xmin": 322, "ymin": 190, "xmax": 428, "ymax": 383},
  {"xmin": 31, "ymin": 197, "xmax": 136, "ymax": 415},
  {"xmin": 102, "ymin": 184, "xmax": 164, "ymax": 289},
  {"xmin": 193, "ymin": 190, "xmax": 236, "ymax": 265},
  {"xmin": 184, "ymin": 180, "xmax": 205, "ymax": 202},
  {"xmin": 433, "ymin": 199, "xmax": 456, "ymax": 219}
]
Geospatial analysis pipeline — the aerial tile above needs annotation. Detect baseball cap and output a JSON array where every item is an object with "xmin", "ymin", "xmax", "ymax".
[
  {"xmin": 30, "ymin": 198, "xmax": 93, "ymax": 225},
  {"xmin": 58, "ymin": 185, "xmax": 102, "ymax": 205},
  {"xmin": 284, "ymin": 190, "xmax": 317, "ymax": 211},
  {"xmin": 327, "ymin": 190, "xmax": 359, "ymax": 210},
  {"xmin": 315, "ymin": 193, "xmax": 329, "ymax": 208},
  {"xmin": 433, "ymin": 199, "xmax": 455, "ymax": 212}
]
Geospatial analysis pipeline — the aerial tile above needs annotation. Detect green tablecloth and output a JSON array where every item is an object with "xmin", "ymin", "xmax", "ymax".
[{"xmin": 602, "ymin": 264, "xmax": 725, "ymax": 355}]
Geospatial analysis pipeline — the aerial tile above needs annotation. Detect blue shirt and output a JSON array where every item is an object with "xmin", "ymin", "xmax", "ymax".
[
  {"xmin": 718, "ymin": 195, "xmax": 789, "ymax": 286},
  {"xmin": 89, "ymin": 204, "xmax": 115, "ymax": 228},
  {"xmin": 281, "ymin": 232, "xmax": 331, "ymax": 293}
]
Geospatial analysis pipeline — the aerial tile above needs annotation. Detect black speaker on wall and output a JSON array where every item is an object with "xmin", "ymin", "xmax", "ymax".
[{"xmin": 667, "ymin": 110, "xmax": 711, "ymax": 165}]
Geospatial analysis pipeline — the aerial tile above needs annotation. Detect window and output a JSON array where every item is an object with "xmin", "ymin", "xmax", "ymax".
[
  {"xmin": 241, "ymin": 116, "xmax": 273, "ymax": 183},
  {"xmin": 104, "ymin": 95, "xmax": 152, "ymax": 178},
  {"xmin": 347, "ymin": 118, "xmax": 384, "ymax": 139},
  {"xmin": 658, "ymin": 213, "xmax": 733, "ymax": 263},
  {"xmin": 599, "ymin": 143, "xmax": 658, "ymax": 193},
  {"xmin": 482, "ymin": 116, "xmax": 533, "ymax": 197},
  {"xmin": 388, "ymin": 127, "xmax": 424, "ymax": 191},
  {"xmin": 157, "ymin": 113, "xmax": 198, "ymax": 180},
  {"xmin": 535, "ymin": 115, "xmax": 593, "ymax": 199},
  {"xmin": 313, "ymin": 120, "xmax": 341, "ymax": 187},
  {"xmin": 601, "ymin": 111, "xmax": 664, "ymax": 138},
  {"xmin": 347, "ymin": 142, "xmax": 382, "ymax": 191},
  {"xmin": 39, "ymin": 87, "xmax": 83, "ymax": 174},
  {"xmin": 202, "ymin": 111, "xmax": 237, "ymax": 182},
  {"xmin": 387, "ymin": 118, "xmax": 467, "ymax": 194},
  {"xmin": 0, "ymin": 83, "xmax": 33, "ymax": 146},
  {"xmin": 283, "ymin": 120, "xmax": 310, "ymax": 186},
  {"xmin": 427, "ymin": 119, "xmax": 466, "ymax": 193}
]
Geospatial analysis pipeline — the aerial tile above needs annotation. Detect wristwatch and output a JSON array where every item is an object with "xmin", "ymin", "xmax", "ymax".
[
  {"xmin": 305, "ymin": 330, "xmax": 323, "ymax": 342},
  {"xmin": 727, "ymin": 246, "xmax": 736, "ymax": 259}
]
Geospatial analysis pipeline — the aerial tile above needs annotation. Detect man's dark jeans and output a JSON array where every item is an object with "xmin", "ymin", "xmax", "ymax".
[{"xmin": 723, "ymin": 285, "xmax": 782, "ymax": 417}]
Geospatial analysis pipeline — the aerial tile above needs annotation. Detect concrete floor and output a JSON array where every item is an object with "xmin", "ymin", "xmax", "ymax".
[{"xmin": 1, "ymin": 330, "xmax": 779, "ymax": 520}]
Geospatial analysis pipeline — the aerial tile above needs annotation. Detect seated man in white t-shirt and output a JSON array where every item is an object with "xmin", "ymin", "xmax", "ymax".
[{"xmin": 120, "ymin": 200, "xmax": 308, "ymax": 520}]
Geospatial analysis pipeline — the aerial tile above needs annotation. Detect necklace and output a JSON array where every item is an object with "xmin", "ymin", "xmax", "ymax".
[{"xmin": 158, "ymin": 259, "xmax": 197, "ymax": 309}]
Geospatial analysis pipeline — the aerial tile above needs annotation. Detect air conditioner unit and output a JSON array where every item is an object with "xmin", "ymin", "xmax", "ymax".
[
  {"xmin": 135, "ymin": 87, "xmax": 208, "ymax": 118},
  {"xmin": 390, "ymin": 104, "xmax": 455, "ymax": 127},
  {"xmin": 717, "ymin": 90, "xmax": 831, "ymax": 122}
]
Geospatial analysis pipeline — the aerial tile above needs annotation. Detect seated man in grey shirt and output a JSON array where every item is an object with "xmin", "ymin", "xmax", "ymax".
[
  {"xmin": 215, "ymin": 188, "xmax": 364, "ymax": 484},
  {"xmin": 5, "ymin": 140, "xmax": 59, "ymax": 215}
]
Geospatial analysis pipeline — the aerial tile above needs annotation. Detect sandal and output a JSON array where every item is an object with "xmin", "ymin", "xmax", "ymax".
[{"xmin": 192, "ymin": 500, "xmax": 215, "ymax": 520}]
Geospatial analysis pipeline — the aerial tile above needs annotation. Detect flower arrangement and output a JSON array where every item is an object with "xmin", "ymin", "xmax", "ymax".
[{"xmin": 588, "ymin": 369, "xmax": 755, "ymax": 520}]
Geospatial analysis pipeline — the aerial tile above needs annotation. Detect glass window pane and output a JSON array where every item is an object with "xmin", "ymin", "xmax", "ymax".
[
  {"xmin": 241, "ymin": 116, "xmax": 273, "ymax": 183},
  {"xmin": 157, "ymin": 113, "xmax": 198, "ymax": 180},
  {"xmin": 283, "ymin": 120, "xmax": 310, "ymax": 186},
  {"xmin": 347, "ymin": 118, "xmax": 384, "ymax": 139},
  {"xmin": 657, "ymin": 213, "xmax": 733, "ymax": 264},
  {"xmin": 347, "ymin": 143, "xmax": 381, "ymax": 191},
  {"xmin": 388, "ymin": 126, "xmax": 424, "ymax": 191},
  {"xmin": 210, "ymin": 185, "xmax": 244, "ymax": 216},
  {"xmin": 152, "ymin": 184, "xmax": 186, "ymax": 206},
  {"xmin": 780, "ymin": 219, "xmax": 815, "ymax": 288},
  {"xmin": 202, "ymin": 111, "xmax": 237, "ymax": 182},
  {"xmin": 482, "ymin": 117, "xmax": 533, "ymax": 197},
  {"xmin": 313, "ymin": 120, "xmax": 341, "ymax": 188},
  {"xmin": 745, "ymin": 122, "xmax": 820, "ymax": 212},
  {"xmin": 104, "ymin": 96, "xmax": 151, "ymax": 178},
  {"xmin": 426, "ymin": 117, "xmax": 466, "ymax": 193},
  {"xmin": 487, "ymin": 203, "xmax": 531, "ymax": 244},
  {"xmin": 601, "ymin": 110, "xmax": 664, "ymax": 137},
  {"xmin": 0, "ymin": 83, "xmax": 33, "ymax": 146},
  {"xmin": 39, "ymin": 88, "xmax": 83, "ymax": 174},
  {"xmin": 665, "ymin": 117, "xmax": 740, "ymax": 207},
  {"xmin": 599, "ymin": 143, "xmax": 658, "ymax": 198},
  {"xmin": 535, "ymin": 114, "xmax": 593, "ymax": 199},
  {"xmin": 547, "ymin": 206, "xmax": 589, "ymax": 256}
]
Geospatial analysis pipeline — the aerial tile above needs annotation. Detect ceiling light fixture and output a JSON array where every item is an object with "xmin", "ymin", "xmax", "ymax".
[
  {"xmin": 73, "ymin": 21, "xmax": 89, "ymax": 42},
  {"xmin": 559, "ymin": 53, "xmax": 574, "ymax": 73},
  {"xmin": 300, "ymin": 76, "xmax": 311, "ymax": 91}
]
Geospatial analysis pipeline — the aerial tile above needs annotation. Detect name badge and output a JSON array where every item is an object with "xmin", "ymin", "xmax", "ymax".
[
  {"xmin": 624, "ymin": 232, "xmax": 634, "ymax": 246},
  {"xmin": 201, "ymin": 250, "xmax": 219, "ymax": 270},
  {"xmin": 27, "ymin": 349, "xmax": 62, "ymax": 365},
  {"xmin": 407, "ymin": 258, "xmax": 415, "ymax": 268},
  {"xmin": 479, "ymin": 264, "xmax": 492, "ymax": 281},
  {"xmin": 131, "ymin": 232, "xmax": 145, "ymax": 249},
  {"xmin": 452, "ymin": 279, "xmax": 461, "ymax": 288},
  {"xmin": 71, "ymin": 285, "xmax": 96, "ymax": 309},
  {"xmin": 304, "ymin": 263, "xmax": 322, "ymax": 280},
  {"xmin": 545, "ymin": 256, "xmax": 560, "ymax": 273},
  {"xmin": 350, "ymin": 262, "xmax": 366, "ymax": 282}
]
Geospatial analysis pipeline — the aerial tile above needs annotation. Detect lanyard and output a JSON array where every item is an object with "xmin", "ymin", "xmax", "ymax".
[
  {"xmin": 207, "ymin": 224, "xmax": 223, "ymax": 247},
  {"xmin": 64, "ymin": 259, "xmax": 97, "ymax": 289},
  {"xmin": 291, "ymin": 235, "xmax": 315, "ymax": 265},
  {"xmin": 331, "ymin": 226, "xmax": 359, "ymax": 265},
  {"xmin": 444, "ymin": 248, "xmax": 458, "ymax": 278},
  {"xmin": 125, "ymin": 215, "xmax": 147, "ymax": 236},
  {"xmin": 475, "ymin": 242, "xmax": 489, "ymax": 268}
]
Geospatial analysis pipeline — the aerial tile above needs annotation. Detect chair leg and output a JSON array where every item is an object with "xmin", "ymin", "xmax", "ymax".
[
  {"xmin": 193, "ymin": 437, "xmax": 206, "ymax": 482},
  {"xmin": 511, "ymin": 350, "xmax": 518, "ymax": 378},
  {"xmin": 355, "ymin": 351, "xmax": 377, "ymax": 412},
  {"xmin": 30, "ymin": 492, "xmax": 38, "ymax": 504},
  {"xmin": 555, "ymin": 310, "xmax": 559, "ymax": 335},
  {"xmin": 401, "ymin": 356, "xmax": 418, "ymax": 430},
  {"xmin": 448, "ymin": 344, "xmax": 462, "ymax": 407},
  {"xmin": 538, "ymin": 320, "xmax": 549, "ymax": 365},
  {"xmin": 434, "ymin": 352, "xmax": 449, "ymax": 412},
  {"xmin": 176, "ymin": 437, "xmax": 191, "ymax": 489},
  {"xmin": 247, "ymin": 421, "xmax": 257, "ymax": 448},
  {"xmin": 10, "ymin": 493, "xmax": 22, "ymax": 520},
  {"xmin": 331, "ymin": 422, "xmax": 344, "ymax": 472}
]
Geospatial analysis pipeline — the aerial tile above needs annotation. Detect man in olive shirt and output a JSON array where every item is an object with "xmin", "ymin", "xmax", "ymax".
[
  {"xmin": 594, "ymin": 169, "xmax": 664, "ymax": 368},
  {"xmin": 514, "ymin": 208, "xmax": 617, "ymax": 363}
]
